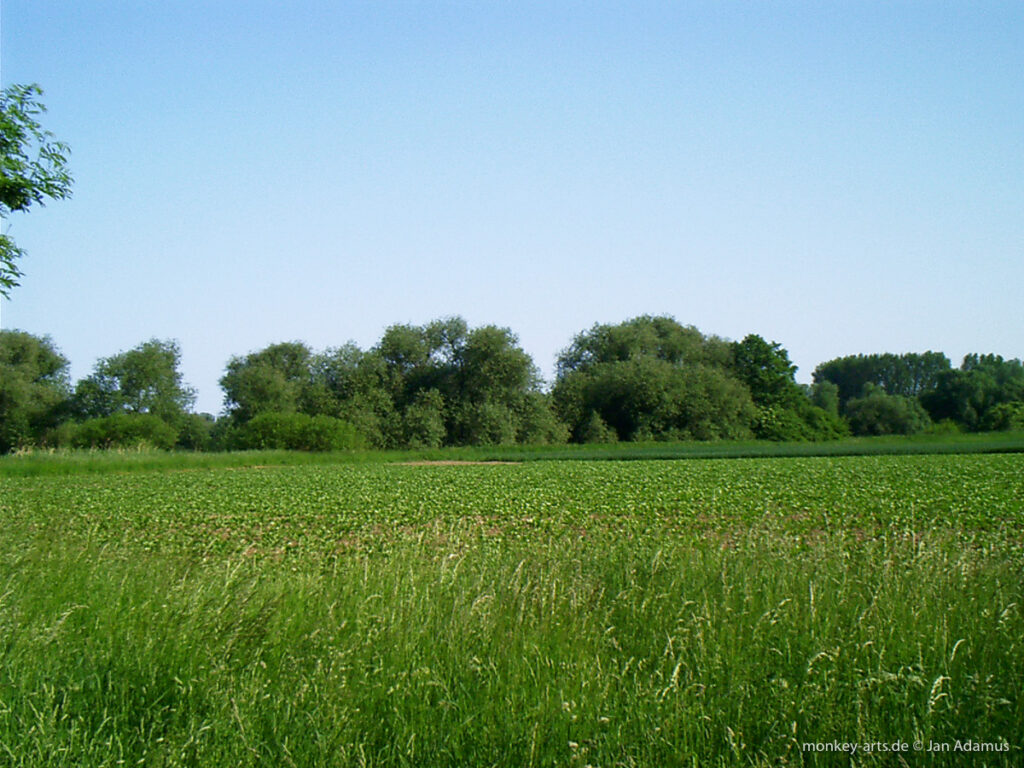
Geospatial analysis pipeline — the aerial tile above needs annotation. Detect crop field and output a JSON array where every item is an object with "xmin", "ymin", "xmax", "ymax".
[{"xmin": 1, "ymin": 454, "xmax": 1022, "ymax": 766}]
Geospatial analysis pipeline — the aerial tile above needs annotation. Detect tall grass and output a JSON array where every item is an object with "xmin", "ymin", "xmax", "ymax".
[{"xmin": 1, "ymin": 528, "xmax": 1019, "ymax": 766}]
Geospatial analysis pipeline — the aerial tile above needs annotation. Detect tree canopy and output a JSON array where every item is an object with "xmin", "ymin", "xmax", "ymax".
[
  {"xmin": 219, "ymin": 318, "xmax": 564, "ymax": 449},
  {"xmin": 72, "ymin": 339, "xmax": 196, "ymax": 426},
  {"xmin": 552, "ymin": 319, "xmax": 847, "ymax": 443},
  {"xmin": 812, "ymin": 352, "xmax": 951, "ymax": 408},
  {"xmin": 1, "ymin": 320, "xmax": 1021, "ymax": 454},
  {"xmin": 553, "ymin": 318, "xmax": 755, "ymax": 442},
  {"xmin": 0, "ymin": 84, "xmax": 73, "ymax": 296},
  {"xmin": 0, "ymin": 330, "xmax": 69, "ymax": 451}
]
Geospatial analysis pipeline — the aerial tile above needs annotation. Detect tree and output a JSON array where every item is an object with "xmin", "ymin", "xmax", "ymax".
[
  {"xmin": 812, "ymin": 352, "xmax": 951, "ymax": 409},
  {"xmin": 371, "ymin": 318, "xmax": 560, "ymax": 447},
  {"xmin": 556, "ymin": 315, "xmax": 730, "ymax": 376},
  {"xmin": 730, "ymin": 335, "xmax": 847, "ymax": 441},
  {"xmin": 809, "ymin": 380, "xmax": 840, "ymax": 416},
  {"xmin": 0, "ymin": 84, "xmax": 73, "ymax": 296},
  {"xmin": 447, "ymin": 323, "xmax": 556, "ymax": 446},
  {"xmin": 73, "ymin": 339, "xmax": 195, "ymax": 426},
  {"xmin": 305, "ymin": 343, "xmax": 394, "ymax": 447},
  {"xmin": 400, "ymin": 389, "xmax": 446, "ymax": 448},
  {"xmin": 920, "ymin": 355, "xmax": 1024, "ymax": 431},
  {"xmin": 220, "ymin": 341, "xmax": 313, "ymax": 422},
  {"xmin": 845, "ymin": 385, "xmax": 931, "ymax": 436},
  {"xmin": 730, "ymin": 335, "xmax": 800, "ymax": 410},
  {"xmin": 553, "ymin": 318, "xmax": 757, "ymax": 443},
  {"xmin": 0, "ymin": 329, "xmax": 70, "ymax": 451},
  {"xmin": 456, "ymin": 325, "xmax": 536, "ymax": 399}
]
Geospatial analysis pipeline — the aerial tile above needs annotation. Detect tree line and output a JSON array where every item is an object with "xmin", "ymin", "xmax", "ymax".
[{"xmin": 2, "ymin": 315, "xmax": 1022, "ymax": 453}]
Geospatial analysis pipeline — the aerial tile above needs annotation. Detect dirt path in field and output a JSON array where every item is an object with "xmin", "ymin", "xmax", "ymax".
[{"xmin": 397, "ymin": 460, "xmax": 523, "ymax": 466}]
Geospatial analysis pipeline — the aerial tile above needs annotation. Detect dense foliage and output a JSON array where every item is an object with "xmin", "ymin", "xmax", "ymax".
[
  {"xmin": 814, "ymin": 351, "xmax": 1024, "ymax": 436},
  {"xmin": 218, "ymin": 318, "xmax": 566, "ymax": 450},
  {"xmin": 0, "ymin": 84, "xmax": 73, "ymax": 296},
  {"xmin": 1, "ymin": 317, "xmax": 1021, "ymax": 453},
  {"xmin": 0, "ymin": 331, "xmax": 70, "ymax": 452},
  {"xmin": 552, "ymin": 317, "xmax": 753, "ymax": 441}
]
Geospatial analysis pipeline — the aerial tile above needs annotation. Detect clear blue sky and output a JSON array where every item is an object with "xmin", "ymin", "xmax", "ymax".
[{"xmin": 2, "ymin": 1, "xmax": 1021, "ymax": 415}]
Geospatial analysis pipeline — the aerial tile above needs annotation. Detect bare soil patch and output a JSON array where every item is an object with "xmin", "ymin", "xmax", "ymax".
[{"xmin": 398, "ymin": 460, "xmax": 523, "ymax": 466}]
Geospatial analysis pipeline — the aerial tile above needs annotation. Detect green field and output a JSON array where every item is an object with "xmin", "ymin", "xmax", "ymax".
[
  {"xmin": 2, "ymin": 430, "xmax": 1024, "ymax": 478},
  {"xmin": 1, "ymin": 453, "xmax": 1022, "ymax": 766}
]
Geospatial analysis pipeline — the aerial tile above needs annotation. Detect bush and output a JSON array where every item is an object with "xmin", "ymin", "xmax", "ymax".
[
  {"xmin": 753, "ymin": 406, "xmax": 809, "ymax": 441},
  {"xmin": 451, "ymin": 402, "xmax": 518, "ymax": 447},
  {"xmin": 514, "ymin": 392, "xmax": 569, "ymax": 446},
  {"xmin": 845, "ymin": 389, "xmax": 931, "ymax": 436},
  {"xmin": 63, "ymin": 414, "xmax": 178, "ymax": 450},
  {"xmin": 753, "ymin": 399, "xmax": 849, "ymax": 442},
  {"xmin": 175, "ymin": 413, "xmax": 214, "ymax": 451},
  {"xmin": 797, "ymin": 402, "xmax": 850, "ymax": 440},
  {"xmin": 925, "ymin": 418, "xmax": 962, "ymax": 436},
  {"xmin": 302, "ymin": 415, "xmax": 364, "ymax": 451},
  {"xmin": 981, "ymin": 401, "xmax": 1024, "ymax": 432},
  {"xmin": 401, "ymin": 390, "xmax": 446, "ymax": 449},
  {"xmin": 229, "ymin": 412, "xmax": 364, "ymax": 451},
  {"xmin": 576, "ymin": 411, "xmax": 618, "ymax": 444}
]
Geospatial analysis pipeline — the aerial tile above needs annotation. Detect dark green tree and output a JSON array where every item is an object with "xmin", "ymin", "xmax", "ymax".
[
  {"xmin": 920, "ymin": 355, "xmax": 1024, "ymax": 431},
  {"xmin": 73, "ymin": 339, "xmax": 195, "ymax": 426},
  {"xmin": 813, "ymin": 352, "xmax": 951, "ymax": 409},
  {"xmin": 371, "ymin": 318, "xmax": 560, "ymax": 447},
  {"xmin": 557, "ymin": 315, "xmax": 730, "ymax": 376},
  {"xmin": 845, "ymin": 384, "xmax": 931, "ymax": 436},
  {"xmin": 220, "ymin": 341, "xmax": 313, "ymax": 422},
  {"xmin": 218, "ymin": 319, "xmax": 560, "ymax": 449},
  {"xmin": 447, "ymin": 324, "xmax": 542, "ymax": 445},
  {"xmin": 809, "ymin": 380, "xmax": 840, "ymax": 416},
  {"xmin": 0, "ymin": 329, "xmax": 70, "ymax": 451},
  {"xmin": 0, "ymin": 84, "xmax": 73, "ymax": 296},
  {"xmin": 305, "ymin": 343, "xmax": 394, "ymax": 447},
  {"xmin": 731, "ymin": 335, "xmax": 847, "ymax": 441},
  {"xmin": 730, "ymin": 335, "xmax": 800, "ymax": 409},
  {"xmin": 400, "ymin": 389, "xmax": 446, "ymax": 448},
  {"xmin": 553, "ymin": 318, "xmax": 756, "ymax": 442},
  {"xmin": 556, "ymin": 356, "xmax": 756, "ymax": 442}
]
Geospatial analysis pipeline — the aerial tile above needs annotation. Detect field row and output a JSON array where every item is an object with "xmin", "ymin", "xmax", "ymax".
[{"xmin": 3, "ymin": 454, "xmax": 1021, "ymax": 560}]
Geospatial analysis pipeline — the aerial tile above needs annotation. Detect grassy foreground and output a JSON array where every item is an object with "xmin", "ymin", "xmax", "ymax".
[{"xmin": 1, "ymin": 455, "xmax": 1021, "ymax": 766}]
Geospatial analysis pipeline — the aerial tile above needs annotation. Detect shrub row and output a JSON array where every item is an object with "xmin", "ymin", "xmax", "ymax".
[{"xmin": 45, "ymin": 412, "xmax": 363, "ymax": 452}]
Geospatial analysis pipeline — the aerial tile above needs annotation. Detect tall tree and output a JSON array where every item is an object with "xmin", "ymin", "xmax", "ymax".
[
  {"xmin": 0, "ymin": 84, "xmax": 73, "ymax": 296},
  {"xmin": 920, "ymin": 354, "xmax": 1024, "ymax": 430},
  {"xmin": 730, "ymin": 334, "xmax": 847, "ymax": 441},
  {"xmin": 730, "ymin": 334, "xmax": 800, "ymax": 409},
  {"xmin": 73, "ymin": 339, "xmax": 195, "ymax": 426},
  {"xmin": 369, "ymin": 318, "xmax": 561, "ymax": 447},
  {"xmin": 813, "ymin": 352, "xmax": 951, "ymax": 408},
  {"xmin": 557, "ymin": 315, "xmax": 729, "ymax": 376},
  {"xmin": 306, "ymin": 343, "xmax": 394, "ymax": 447},
  {"xmin": 0, "ymin": 330, "xmax": 70, "ymax": 451},
  {"xmin": 220, "ymin": 341, "xmax": 313, "ymax": 422},
  {"xmin": 553, "ymin": 317, "xmax": 755, "ymax": 442},
  {"xmin": 844, "ymin": 384, "xmax": 931, "ymax": 436},
  {"xmin": 448, "ymin": 324, "xmax": 550, "ymax": 446}
]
